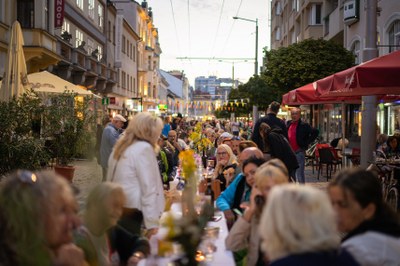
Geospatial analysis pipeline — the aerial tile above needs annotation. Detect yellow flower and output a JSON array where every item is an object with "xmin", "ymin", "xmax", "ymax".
[{"xmin": 179, "ymin": 150, "xmax": 196, "ymax": 180}]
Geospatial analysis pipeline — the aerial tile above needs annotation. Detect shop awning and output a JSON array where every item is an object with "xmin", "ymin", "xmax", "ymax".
[
  {"xmin": 28, "ymin": 71, "xmax": 93, "ymax": 95},
  {"xmin": 282, "ymin": 82, "xmax": 400, "ymax": 106},
  {"xmin": 314, "ymin": 50, "xmax": 400, "ymax": 97}
]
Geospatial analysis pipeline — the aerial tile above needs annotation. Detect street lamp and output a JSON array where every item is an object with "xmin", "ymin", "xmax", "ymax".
[
  {"xmin": 233, "ymin": 16, "xmax": 258, "ymax": 75},
  {"xmin": 233, "ymin": 16, "xmax": 259, "ymax": 123}
]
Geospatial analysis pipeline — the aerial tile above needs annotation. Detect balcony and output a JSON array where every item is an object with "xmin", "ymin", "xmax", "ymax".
[
  {"xmin": 22, "ymin": 28, "xmax": 61, "ymax": 72},
  {"xmin": 324, "ymin": 5, "xmax": 344, "ymax": 41}
]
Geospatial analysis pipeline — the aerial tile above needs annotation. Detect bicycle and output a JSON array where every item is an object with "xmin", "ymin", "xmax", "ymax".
[{"xmin": 369, "ymin": 160, "xmax": 399, "ymax": 212}]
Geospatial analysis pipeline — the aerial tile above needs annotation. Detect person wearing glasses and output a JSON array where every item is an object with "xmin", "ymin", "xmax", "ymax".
[
  {"xmin": 214, "ymin": 144, "xmax": 238, "ymax": 192},
  {"xmin": 0, "ymin": 170, "xmax": 86, "ymax": 266}
]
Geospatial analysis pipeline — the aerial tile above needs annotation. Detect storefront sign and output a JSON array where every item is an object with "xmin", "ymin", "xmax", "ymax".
[
  {"xmin": 54, "ymin": 0, "xmax": 65, "ymax": 28},
  {"xmin": 158, "ymin": 104, "xmax": 168, "ymax": 110}
]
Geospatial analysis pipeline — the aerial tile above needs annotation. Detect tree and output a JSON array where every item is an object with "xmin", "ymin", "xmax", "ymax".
[
  {"xmin": 262, "ymin": 38, "xmax": 355, "ymax": 97},
  {"xmin": 228, "ymin": 75, "xmax": 278, "ymax": 112}
]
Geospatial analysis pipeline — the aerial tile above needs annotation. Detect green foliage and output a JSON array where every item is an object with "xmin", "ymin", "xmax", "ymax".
[
  {"xmin": 262, "ymin": 38, "xmax": 355, "ymax": 98},
  {"xmin": 228, "ymin": 75, "xmax": 278, "ymax": 112},
  {"xmin": 0, "ymin": 91, "xmax": 49, "ymax": 175},
  {"xmin": 42, "ymin": 93, "xmax": 96, "ymax": 165}
]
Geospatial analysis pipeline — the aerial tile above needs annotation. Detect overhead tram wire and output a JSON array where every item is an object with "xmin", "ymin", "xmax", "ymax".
[
  {"xmin": 169, "ymin": 0, "xmax": 182, "ymax": 55},
  {"xmin": 210, "ymin": 0, "xmax": 226, "ymax": 58},
  {"xmin": 187, "ymin": 0, "xmax": 191, "ymax": 56},
  {"xmin": 219, "ymin": 0, "xmax": 244, "ymax": 56}
]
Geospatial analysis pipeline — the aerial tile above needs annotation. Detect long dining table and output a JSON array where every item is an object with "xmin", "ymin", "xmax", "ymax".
[{"xmin": 138, "ymin": 202, "xmax": 235, "ymax": 265}]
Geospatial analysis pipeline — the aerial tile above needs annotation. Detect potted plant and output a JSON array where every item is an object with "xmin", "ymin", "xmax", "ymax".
[
  {"xmin": 0, "ymin": 91, "xmax": 50, "ymax": 177},
  {"xmin": 42, "ymin": 92, "xmax": 95, "ymax": 181}
]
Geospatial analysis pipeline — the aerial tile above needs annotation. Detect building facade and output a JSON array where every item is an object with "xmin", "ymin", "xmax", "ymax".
[{"xmin": 270, "ymin": 0, "xmax": 400, "ymax": 142}]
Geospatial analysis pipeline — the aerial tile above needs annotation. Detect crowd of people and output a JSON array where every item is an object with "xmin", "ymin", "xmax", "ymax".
[{"xmin": 0, "ymin": 101, "xmax": 399, "ymax": 266}]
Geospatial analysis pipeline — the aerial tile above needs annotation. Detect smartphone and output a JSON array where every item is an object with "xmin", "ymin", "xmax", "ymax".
[
  {"xmin": 233, "ymin": 208, "xmax": 243, "ymax": 217},
  {"xmin": 211, "ymin": 215, "xmax": 222, "ymax": 222}
]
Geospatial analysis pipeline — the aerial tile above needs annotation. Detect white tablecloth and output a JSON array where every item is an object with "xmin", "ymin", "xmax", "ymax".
[{"xmin": 139, "ymin": 203, "xmax": 235, "ymax": 265}]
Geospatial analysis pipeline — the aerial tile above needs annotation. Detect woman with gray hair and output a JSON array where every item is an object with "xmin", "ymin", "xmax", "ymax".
[
  {"xmin": 107, "ymin": 112, "xmax": 165, "ymax": 239},
  {"xmin": 259, "ymin": 184, "xmax": 358, "ymax": 266}
]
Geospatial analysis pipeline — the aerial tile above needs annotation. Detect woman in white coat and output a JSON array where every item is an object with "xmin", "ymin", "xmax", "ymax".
[{"xmin": 108, "ymin": 112, "xmax": 165, "ymax": 239}]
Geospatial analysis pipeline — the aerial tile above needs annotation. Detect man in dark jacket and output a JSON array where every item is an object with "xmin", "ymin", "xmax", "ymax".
[
  {"xmin": 287, "ymin": 108, "xmax": 319, "ymax": 183},
  {"xmin": 260, "ymin": 123, "xmax": 298, "ymax": 180},
  {"xmin": 251, "ymin": 101, "xmax": 288, "ymax": 151}
]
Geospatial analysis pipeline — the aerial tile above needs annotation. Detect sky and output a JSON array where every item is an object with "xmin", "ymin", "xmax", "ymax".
[{"xmin": 148, "ymin": 0, "xmax": 271, "ymax": 86}]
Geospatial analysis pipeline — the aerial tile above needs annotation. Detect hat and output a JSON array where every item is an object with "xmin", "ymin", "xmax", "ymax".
[
  {"xmin": 113, "ymin": 114, "xmax": 127, "ymax": 122},
  {"xmin": 177, "ymin": 113, "xmax": 183, "ymax": 118}
]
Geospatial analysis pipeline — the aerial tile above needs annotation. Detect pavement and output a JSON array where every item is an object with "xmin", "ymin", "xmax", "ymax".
[{"xmin": 72, "ymin": 159, "xmax": 332, "ymax": 210}]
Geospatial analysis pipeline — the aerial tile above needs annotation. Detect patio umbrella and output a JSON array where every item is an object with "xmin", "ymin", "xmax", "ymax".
[
  {"xmin": 0, "ymin": 21, "xmax": 30, "ymax": 102},
  {"xmin": 282, "ymin": 82, "xmax": 400, "ymax": 106},
  {"xmin": 28, "ymin": 71, "xmax": 93, "ymax": 96},
  {"xmin": 314, "ymin": 50, "xmax": 400, "ymax": 97}
]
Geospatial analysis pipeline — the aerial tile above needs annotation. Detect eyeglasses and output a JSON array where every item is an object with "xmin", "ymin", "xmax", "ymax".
[
  {"xmin": 17, "ymin": 170, "xmax": 38, "ymax": 184},
  {"xmin": 217, "ymin": 151, "xmax": 228, "ymax": 156}
]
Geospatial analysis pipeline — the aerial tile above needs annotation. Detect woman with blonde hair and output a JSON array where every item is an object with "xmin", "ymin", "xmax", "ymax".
[
  {"xmin": 259, "ymin": 184, "xmax": 358, "ymax": 266},
  {"xmin": 75, "ymin": 182, "xmax": 125, "ymax": 265},
  {"xmin": 107, "ymin": 112, "xmax": 165, "ymax": 239},
  {"xmin": 214, "ymin": 143, "xmax": 238, "ymax": 191},
  {"xmin": 226, "ymin": 159, "xmax": 289, "ymax": 266},
  {"xmin": 0, "ymin": 170, "xmax": 85, "ymax": 266}
]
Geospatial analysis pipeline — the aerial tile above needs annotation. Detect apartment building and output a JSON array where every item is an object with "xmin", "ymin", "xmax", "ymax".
[
  {"xmin": 270, "ymin": 0, "xmax": 324, "ymax": 49},
  {"xmin": 0, "ymin": 0, "xmax": 60, "ymax": 76},
  {"xmin": 118, "ymin": 0, "xmax": 162, "ymax": 112}
]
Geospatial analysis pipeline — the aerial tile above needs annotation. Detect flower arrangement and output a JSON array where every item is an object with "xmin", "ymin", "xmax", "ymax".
[
  {"xmin": 164, "ymin": 149, "xmax": 214, "ymax": 265},
  {"xmin": 189, "ymin": 122, "xmax": 212, "ymax": 153}
]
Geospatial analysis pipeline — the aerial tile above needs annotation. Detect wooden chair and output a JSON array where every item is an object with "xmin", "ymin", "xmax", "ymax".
[
  {"xmin": 317, "ymin": 147, "xmax": 341, "ymax": 181},
  {"xmin": 351, "ymin": 148, "xmax": 361, "ymax": 166}
]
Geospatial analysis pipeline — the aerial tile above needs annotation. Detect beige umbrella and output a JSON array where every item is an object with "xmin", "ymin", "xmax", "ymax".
[
  {"xmin": 28, "ymin": 71, "xmax": 93, "ymax": 96},
  {"xmin": 0, "ymin": 21, "xmax": 30, "ymax": 101}
]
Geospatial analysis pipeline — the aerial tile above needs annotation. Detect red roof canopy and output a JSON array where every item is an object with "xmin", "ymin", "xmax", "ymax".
[
  {"xmin": 282, "ymin": 83, "xmax": 361, "ymax": 105},
  {"xmin": 315, "ymin": 50, "xmax": 400, "ymax": 97},
  {"xmin": 282, "ymin": 82, "xmax": 400, "ymax": 106}
]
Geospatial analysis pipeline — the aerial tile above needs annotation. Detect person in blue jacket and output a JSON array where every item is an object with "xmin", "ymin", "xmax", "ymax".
[{"xmin": 216, "ymin": 147, "xmax": 264, "ymax": 229}]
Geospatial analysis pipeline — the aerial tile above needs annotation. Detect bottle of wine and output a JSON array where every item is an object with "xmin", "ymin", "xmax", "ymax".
[{"xmin": 204, "ymin": 177, "xmax": 215, "ymax": 206}]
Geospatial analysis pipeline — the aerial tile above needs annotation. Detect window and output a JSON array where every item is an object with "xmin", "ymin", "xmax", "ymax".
[
  {"xmin": 98, "ymin": 4, "xmax": 104, "ymax": 29},
  {"xmin": 122, "ymin": 35, "xmax": 126, "ymax": 53},
  {"xmin": 133, "ymin": 45, "xmax": 136, "ymax": 62},
  {"xmin": 275, "ymin": 1, "xmax": 282, "ymax": 15},
  {"xmin": 148, "ymin": 56, "xmax": 151, "ymax": 70},
  {"xmin": 113, "ymin": 24, "xmax": 116, "ymax": 44},
  {"xmin": 291, "ymin": 30, "xmax": 296, "ymax": 44},
  {"xmin": 127, "ymin": 40, "xmax": 130, "ymax": 58},
  {"xmin": 122, "ymin": 71, "xmax": 126, "ymax": 89},
  {"xmin": 87, "ymin": 38, "xmax": 94, "ymax": 55},
  {"xmin": 292, "ymin": 0, "xmax": 298, "ymax": 11},
  {"xmin": 0, "ymin": 0, "xmax": 4, "ymax": 22},
  {"xmin": 133, "ymin": 78, "xmax": 136, "ymax": 94},
  {"xmin": 275, "ymin": 27, "xmax": 281, "ymax": 41},
  {"xmin": 17, "ymin": 0, "xmax": 34, "ymax": 28},
  {"xmin": 62, "ymin": 20, "xmax": 70, "ymax": 34},
  {"xmin": 97, "ymin": 45, "xmax": 103, "ymax": 61},
  {"xmin": 44, "ymin": 0, "xmax": 49, "ymax": 31},
  {"xmin": 88, "ymin": 0, "xmax": 95, "ymax": 19},
  {"xmin": 75, "ymin": 29, "xmax": 83, "ymax": 48},
  {"xmin": 108, "ymin": 21, "xmax": 111, "ymax": 40},
  {"xmin": 76, "ymin": 0, "xmax": 83, "ymax": 10},
  {"xmin": 350, "ymin": 40, "xmax": 360, "ymax": 65},
  {"xmin": 310, "ymin": 4, "xmax": 322, "ymax": 25},
  {"xmin": 147, "ymin": 82, "xmax": 151, "ymax": 96},
  {"xmin": 388, "ymin": 20, "xmax": 400, "ymax": 52}
]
